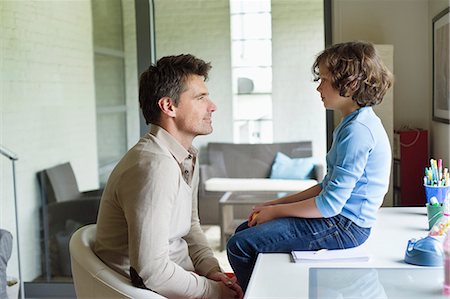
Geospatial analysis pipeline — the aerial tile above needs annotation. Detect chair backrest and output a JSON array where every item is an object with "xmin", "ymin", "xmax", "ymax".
[
  {"xmin": 44, "ymin": 162, "xmax": 81, "ymax": 202},
  {"xmin": 0, "ymin": 230, "xmax": 13, "ymax": 299},
  {"xmin": 37, "ymin": 162, "xmax": 103, "ymax": 279},
  {"xmin": 70, "ymin": 224, "xmax": 165, "ymax": 299}
]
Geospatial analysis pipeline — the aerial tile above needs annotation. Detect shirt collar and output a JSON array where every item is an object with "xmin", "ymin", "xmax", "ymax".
[
  {"xmin": 340, "ymin": 106, "xmax": 371, "ymax": 126},
  {"xmin": 149, "ymin": 125, "xmax": 198, "ymax": 163}
]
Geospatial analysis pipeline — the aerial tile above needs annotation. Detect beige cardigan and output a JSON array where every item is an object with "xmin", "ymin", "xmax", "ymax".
[{"xmin": 95, "ymin": 126, "xmax": 222, "ymax": 298}]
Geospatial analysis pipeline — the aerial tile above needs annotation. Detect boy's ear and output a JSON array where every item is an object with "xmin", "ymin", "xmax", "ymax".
[{"xmin": 158, "ymin": 97, "xmax": 176, "ymax": 117}]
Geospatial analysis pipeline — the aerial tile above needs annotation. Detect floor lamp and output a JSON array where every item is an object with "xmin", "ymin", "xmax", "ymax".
[{"xmin": 0, "ymin": 146, "xmax": 25, "ymax": 299}]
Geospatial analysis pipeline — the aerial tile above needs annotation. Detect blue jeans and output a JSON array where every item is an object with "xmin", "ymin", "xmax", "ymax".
[{"xmin": 226, "ymin": 214, "xmax": 371, "ymax": 292}]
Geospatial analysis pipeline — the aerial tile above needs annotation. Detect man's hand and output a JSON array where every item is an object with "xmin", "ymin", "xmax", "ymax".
[{"xmin": 208, "ymin": 272, "xmax": 243, "ymax": 299}]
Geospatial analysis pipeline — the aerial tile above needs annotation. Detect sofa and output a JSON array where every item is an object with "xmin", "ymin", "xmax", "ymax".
[{"xmin": 198, "ymin": 141, "xmax": 324, "ymax": 224}]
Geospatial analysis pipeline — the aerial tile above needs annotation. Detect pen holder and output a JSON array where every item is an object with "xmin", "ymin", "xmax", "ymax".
[
  {"xmin": 424, "ymin": 185, "xmax": 450, "ymax": 204},
  {"xmin": 426, "ymin": 203, "xmax": 444, "ymax": 230}
]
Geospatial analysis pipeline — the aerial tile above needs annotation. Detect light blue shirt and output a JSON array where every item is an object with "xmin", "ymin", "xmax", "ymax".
[{"xmin": 315, "ymin": 107, "xmax": 391, "ymax": 228}]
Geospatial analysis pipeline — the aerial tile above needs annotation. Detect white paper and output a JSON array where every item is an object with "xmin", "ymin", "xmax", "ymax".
[{"xmin": 291, "ymin": 246, "xmax": 370, "ymax": 263}]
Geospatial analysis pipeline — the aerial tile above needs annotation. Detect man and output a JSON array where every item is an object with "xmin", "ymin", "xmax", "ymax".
[{"xmin": 95, "ymin": 54, "xmax": 242, "ymax": 299}]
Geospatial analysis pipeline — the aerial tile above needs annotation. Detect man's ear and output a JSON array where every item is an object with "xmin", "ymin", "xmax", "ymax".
[{"xmin": 158, "ymin": 97, "xmax": 176, "ymax": 117}]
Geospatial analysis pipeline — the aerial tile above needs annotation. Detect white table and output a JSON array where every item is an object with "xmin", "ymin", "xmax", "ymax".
[{"xmin": 244, "ymin": 207, "xmax": 447, "ymax": 298}]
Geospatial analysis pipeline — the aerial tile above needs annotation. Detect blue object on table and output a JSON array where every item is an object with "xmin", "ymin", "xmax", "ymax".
[
  {"xmin": 424, "ymin": 184, "xmax": 450, "ymax": 203},
  {"xmin": 404, "ymin": 236, "xmax": 443, "ymax": 266}
]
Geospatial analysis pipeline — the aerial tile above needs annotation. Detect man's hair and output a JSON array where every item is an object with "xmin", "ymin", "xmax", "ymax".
[
  {"xmin": 312, "ymin": 41, "xmax": 393, "ymax": 107},
  {"xmin": 139, "ymin": 54, "xmax": 212, "ymax": 125}
]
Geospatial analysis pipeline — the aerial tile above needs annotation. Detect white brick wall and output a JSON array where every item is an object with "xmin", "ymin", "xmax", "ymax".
[
  {"xmin": 123, "ymin": 0, "xmax": 140, "ymax": 148},
  {"xmin": 154, "ymin": 0, "xmax": 234, "ymax": 158},
  {"xmin": 154, "ymin": 0, "xmax": 326, "ymax": 163},
  {"xmin": 272, "ymin": 0, "xmax": 326, "ymax": 162},
  {"xmin": 1, "ymin": 0, "xmax": 98, "ymax": 280}
]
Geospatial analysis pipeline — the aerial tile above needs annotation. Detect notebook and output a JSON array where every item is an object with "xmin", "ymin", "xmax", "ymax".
[{"xmin": 291, "ymin": 246, "xmax": 370, "ymax": 263}]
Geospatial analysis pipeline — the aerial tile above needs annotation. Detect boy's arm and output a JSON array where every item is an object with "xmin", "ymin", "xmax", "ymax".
[{"xmin": 266, "ymin": 184, "xmax": 322, "ymax": 206}]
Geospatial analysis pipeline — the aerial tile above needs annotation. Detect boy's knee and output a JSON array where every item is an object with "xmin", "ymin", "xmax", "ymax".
[
  {"xmin": 235, "ymin": 221, "xmax": 250, "ymax": 233},
  {"xmin": 226, "ymin": 233, "xmax": 244, "ymax": 255},
  {"xmin": 226, "ymin": 234, "xmax": 237, "ymax": 253}
]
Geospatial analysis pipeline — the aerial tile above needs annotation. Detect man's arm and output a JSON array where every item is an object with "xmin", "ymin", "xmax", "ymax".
[
  {"xmin": 184, "ymin": 160, "xmax": 222, "ymax": 275},
  {"xmin": 185, "ymin": 162, "xmax": 243, "ymax": 298}
]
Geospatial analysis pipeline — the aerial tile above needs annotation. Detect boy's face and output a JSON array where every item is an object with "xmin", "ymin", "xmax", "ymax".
[
  {"xmin": 316, "ymin": 63, "xmax": 357, "ymax": 115},
  {"xmin": 316, "ymin": 64, "xmax": 341, "ymax": 109}
]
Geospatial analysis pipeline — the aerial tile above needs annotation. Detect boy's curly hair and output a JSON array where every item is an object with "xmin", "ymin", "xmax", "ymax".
[{"xmin": 313, "ymin": 41, "xmax": 393, "ymax": 107}]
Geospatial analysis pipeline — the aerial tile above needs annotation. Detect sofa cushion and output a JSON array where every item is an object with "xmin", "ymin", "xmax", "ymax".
[
  {"xmin": 270, "ymin": 152, "xmax": 315, "ymax": 180},
  {"xmin": 204, "ymin": 178, "xmax": 317, "ymax": 192}
]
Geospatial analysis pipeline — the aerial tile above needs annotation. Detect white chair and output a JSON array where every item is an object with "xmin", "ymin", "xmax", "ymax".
[{"xmin": 69, "ymin": 224, "xmax": 166, "ymax": 299}]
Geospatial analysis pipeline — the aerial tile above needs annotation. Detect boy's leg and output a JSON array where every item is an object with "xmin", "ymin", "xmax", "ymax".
[{"xmin": 226, "ymin": 215, "xmax": 370, "ymax": 292}]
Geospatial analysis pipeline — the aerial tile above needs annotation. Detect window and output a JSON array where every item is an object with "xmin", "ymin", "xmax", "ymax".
[{"xmin": 230, "ymin": 0, "xmax": 273, "ymax": 143}]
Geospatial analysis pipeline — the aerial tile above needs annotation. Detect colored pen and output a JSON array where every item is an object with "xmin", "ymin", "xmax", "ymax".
[
  {"xmin": 430, "ymin": 159, "xmax": 436, "ymax": 183},
  {"xmin": 434, "ymin": 159, "xmax": 439, "ymax": 184},
  {"xmin": 428, "ymin": 168, "xmax": 433, "ymax": 184},
  {"xmin": 434, "ymin": 160, "xmax": 439, "ymax": 185},
  {"xmin": 424, "ymin": 159, "xmax": 449, "ymax": 186}
]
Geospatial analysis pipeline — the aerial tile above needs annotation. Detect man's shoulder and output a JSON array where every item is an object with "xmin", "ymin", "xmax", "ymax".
[
  {"xmin": 135, "ymin": 133, "xmax": 174, "ymax": 156},
  {"xmin": 109, "ymin": 139, "xmax": 177, "ymax": 178}
]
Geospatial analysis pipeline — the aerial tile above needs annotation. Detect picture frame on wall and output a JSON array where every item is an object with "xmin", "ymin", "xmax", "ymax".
[{"xmin": 432, "ymin": 7, "xmax": 450, "ymax": 124}]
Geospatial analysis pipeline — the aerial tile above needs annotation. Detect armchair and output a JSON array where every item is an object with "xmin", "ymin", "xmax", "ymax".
[
  {"xmin": 37, "ymin": 162, "xmax": 103, "ymax": 279},
  {"xmin": 70, "ymin": 224, "xmax": 165, "ymax": 298}
]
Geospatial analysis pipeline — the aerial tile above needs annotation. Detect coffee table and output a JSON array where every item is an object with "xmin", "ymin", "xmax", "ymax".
[{"xmin": 218, "ymin": 191, "xmax": 289, "ymax": 250}]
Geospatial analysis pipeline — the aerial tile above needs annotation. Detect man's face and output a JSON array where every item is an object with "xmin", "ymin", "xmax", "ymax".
[{"xmin": 173, "ymin": 74, "xmax": 217, "ymax": 138}]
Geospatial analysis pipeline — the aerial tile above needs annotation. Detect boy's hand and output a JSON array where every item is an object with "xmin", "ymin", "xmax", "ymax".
[{"xmin": 248, "ymin": 205, "xmax": 279, "ymax": 226}]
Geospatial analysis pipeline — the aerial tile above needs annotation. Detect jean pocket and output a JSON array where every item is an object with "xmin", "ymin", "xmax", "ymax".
[
  {"xmin": 350, "ymin": 224, "xmax": 371, "ymax": 239},
  {"xmin": 308, "ymin": 230, "xmax": 345, "ymax": 250},
  {"xmin": 303, "ymin": 218, "xmax": 335, "ymax": 236}
]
